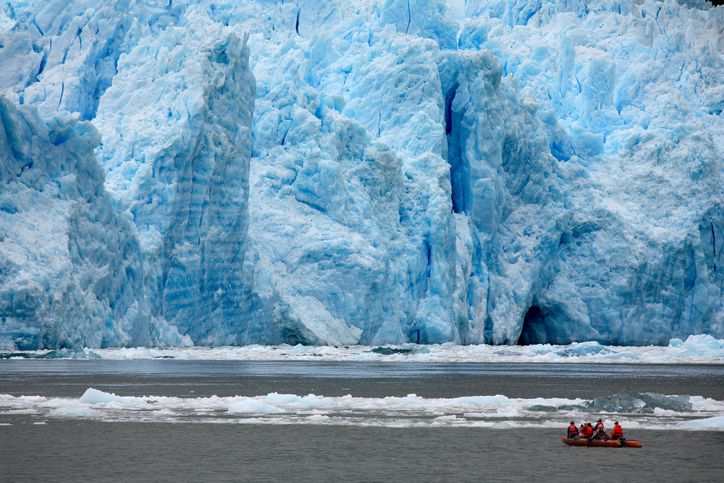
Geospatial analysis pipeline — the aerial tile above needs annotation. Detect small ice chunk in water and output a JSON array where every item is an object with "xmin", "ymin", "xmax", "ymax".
[
  {"xmin": 679, "ymin": 416, "xmax": 724, "ymax": 430},
  {"xmin": 80, "ymin": 388, "xmax": 120, "ymax": 405},
  {"xmin": 48, "ymin": 403, "xmax": 95, "ymax": 418},
  {"xmin": 588, "ymin": 390, "xmax": 692, "ymax": 413}
]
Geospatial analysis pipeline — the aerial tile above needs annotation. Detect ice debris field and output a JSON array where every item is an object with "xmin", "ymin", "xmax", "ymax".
[
  {"xmin": 6, "ymin": 334, "xmax": 723, "ymax": 364},
  {"xmin": 1, "ymin": 387, "xmax": 723, "ymax": 430},
  {"xmin": 0, "ymin": 0, "xmax": 722, "ymax": 350}
]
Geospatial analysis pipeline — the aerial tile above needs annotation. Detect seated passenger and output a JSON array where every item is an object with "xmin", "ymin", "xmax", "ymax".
[
  {"xmin": 567, "ymin": 421, "xmax": 579, "ymax": 439},
  {"xmin": 610, "ymin": 421, "xmax": 624, "ymax": 440},
  {"xmin": 581, "ymin": 423, "xmax": 594, "ymax": 438},
  {"xmin": 593, "ymin": 419, "xmax": 608, "ymax": 440}
]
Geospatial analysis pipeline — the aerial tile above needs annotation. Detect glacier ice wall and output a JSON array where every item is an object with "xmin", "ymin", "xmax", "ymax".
[
  {"xmin": 0, "ymin": 97, "xmax": 186, "ymax": 349},
  {"xmin": 0, "ymin": 0, "xmax": 170, "ymax": 120},
  {"xmin": 462, "ymin": 0, "xmax": 724, "ymax": 344},
  {"xmin": 0, "ymin": 0, "xmax": 721, "ymax": 348},
  {"xmin": 93, "ymin": 7, "xmax": 256, "ymax": 345},
  {"xmin": 201, "ymin": 0, "xmax": 569, "ymax": 346}
]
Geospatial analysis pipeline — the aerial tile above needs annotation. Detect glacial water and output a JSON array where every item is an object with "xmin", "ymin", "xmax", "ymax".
[{"xmin": 1, "ymin": 359, "xmax": 723, "ymax": 481}]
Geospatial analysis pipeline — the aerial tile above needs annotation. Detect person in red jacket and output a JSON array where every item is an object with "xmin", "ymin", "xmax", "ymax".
[
  {"xmin": 581, "ymin": 423, "xmax": 594, "ymax": 438},
  {"xmin": 610, "ymin": 421, "xmax": 624, "ymax": 440},
  {"xmin": 566, "ymin": 421, "xmax": 579, "ymax": 439}
]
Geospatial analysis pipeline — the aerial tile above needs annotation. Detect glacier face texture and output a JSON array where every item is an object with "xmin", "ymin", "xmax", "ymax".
[
  {"xmin": 0, "ymin": 0, "xmax": 721, "ymax": 349},
  {"xmin": 93, "ymin": 8, "xmax": 256, "ymax": 345},
  {"xmin": 0, "ymin": 97, "xmax": 186, "ymax": 349}
]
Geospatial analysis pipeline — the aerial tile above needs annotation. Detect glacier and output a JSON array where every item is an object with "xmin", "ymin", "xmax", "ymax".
[
  {"xmin": 0, "ymin": 97, "xmax": 186, "ymax": 349},
  {"xmin": 93, "ymin": 7, "xmax": 256, "ymax": 345},
  {"xmin": 0, "ymin": 0, "xmax": 722, "ymax": 349}
]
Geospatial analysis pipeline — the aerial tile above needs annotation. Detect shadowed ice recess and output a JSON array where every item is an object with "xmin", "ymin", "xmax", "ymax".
[
  {"xmin": 0, "ymin": 0, "xmax": 722, "ymax": 349},
  {"xmin": 1, "ymin": 387, "xmax": 723, "ymax": 430}
]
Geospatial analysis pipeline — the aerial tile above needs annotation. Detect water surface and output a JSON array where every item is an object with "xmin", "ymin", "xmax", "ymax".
[{"xmin": 1, "ymin": 361, "xmax": 723, "ymax": 482}]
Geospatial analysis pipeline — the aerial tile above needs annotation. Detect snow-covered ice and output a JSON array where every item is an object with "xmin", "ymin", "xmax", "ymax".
[{"xmin": 0, "ymin": 1, "xmax": 722, "ymax": 349}]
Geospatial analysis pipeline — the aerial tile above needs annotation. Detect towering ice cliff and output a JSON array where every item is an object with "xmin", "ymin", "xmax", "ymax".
[
  {"xmin": 0, "ymin": 98, "xmax": 185, "ymax": 349},
  {"xmin": 0, "ymin": 1, "xmax": 256, "ymax": 348},
  {"xmin": 461, "ymin": 0, "xmax": 724, "ymax": 344},
  {"xmin": 93, "ymin": 8, "xmax": 256, "ymax": 345},
  {"xmin": 0, "ymin": 0, "xmax": 721, "ymax": 348}
]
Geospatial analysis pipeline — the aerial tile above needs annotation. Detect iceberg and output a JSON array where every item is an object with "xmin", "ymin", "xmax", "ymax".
[{"xmin": 0, "ymin": 0, "xmax": 722, "ymax": 349}]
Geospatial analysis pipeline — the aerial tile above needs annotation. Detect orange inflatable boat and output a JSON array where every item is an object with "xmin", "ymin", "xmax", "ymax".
[{"xmin": 562, "ymin": 437, "xmax": 642, "ymax": 448}]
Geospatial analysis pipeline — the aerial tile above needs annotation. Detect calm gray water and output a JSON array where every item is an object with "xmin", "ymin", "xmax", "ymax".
[
  {"xmin": 2, "ymin": 423, "xmax": 723, "ymax": 482},
  {"xmin": 2, "ymin": 360, "xmax": 724, "ymax": 398},
  {"xmin": 1, "ymin": 361, "xmax": 723, "ymax": 482}
]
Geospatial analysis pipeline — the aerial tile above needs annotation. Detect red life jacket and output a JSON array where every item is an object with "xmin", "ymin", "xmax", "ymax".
[
  {"xmin": 581, "ymin": 426, "xmax": 593, "ymax": 436},
  {"xmin": 611, "ymin": 424, "xmax": 623, "ymax": 437},
  {"xmin": 568, "ymin": 424, "xmax": 579, "ymax": 436}
]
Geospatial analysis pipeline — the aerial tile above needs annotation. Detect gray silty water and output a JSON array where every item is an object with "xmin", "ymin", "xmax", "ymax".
[
  {"xmin": 1, "ymin": 361, "xmax": 723, "ymax": 482},
  {"xmin": 1, "ymin": 361, "xmax": 723, "ymax": 399},
  {"xmin": 1, "ymin": 422, "xmax": 723, "ymax": 482}
]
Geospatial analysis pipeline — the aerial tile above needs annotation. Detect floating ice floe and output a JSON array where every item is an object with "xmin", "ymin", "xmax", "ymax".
[{"xmin": 1, "ymin": 388, "xmax": 722, "ymax": 430}]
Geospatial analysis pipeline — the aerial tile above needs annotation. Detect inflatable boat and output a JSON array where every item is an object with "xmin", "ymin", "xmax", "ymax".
[{"xmin": 562, "ymin": 437, "xmax": 642, "ymax": 448}]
